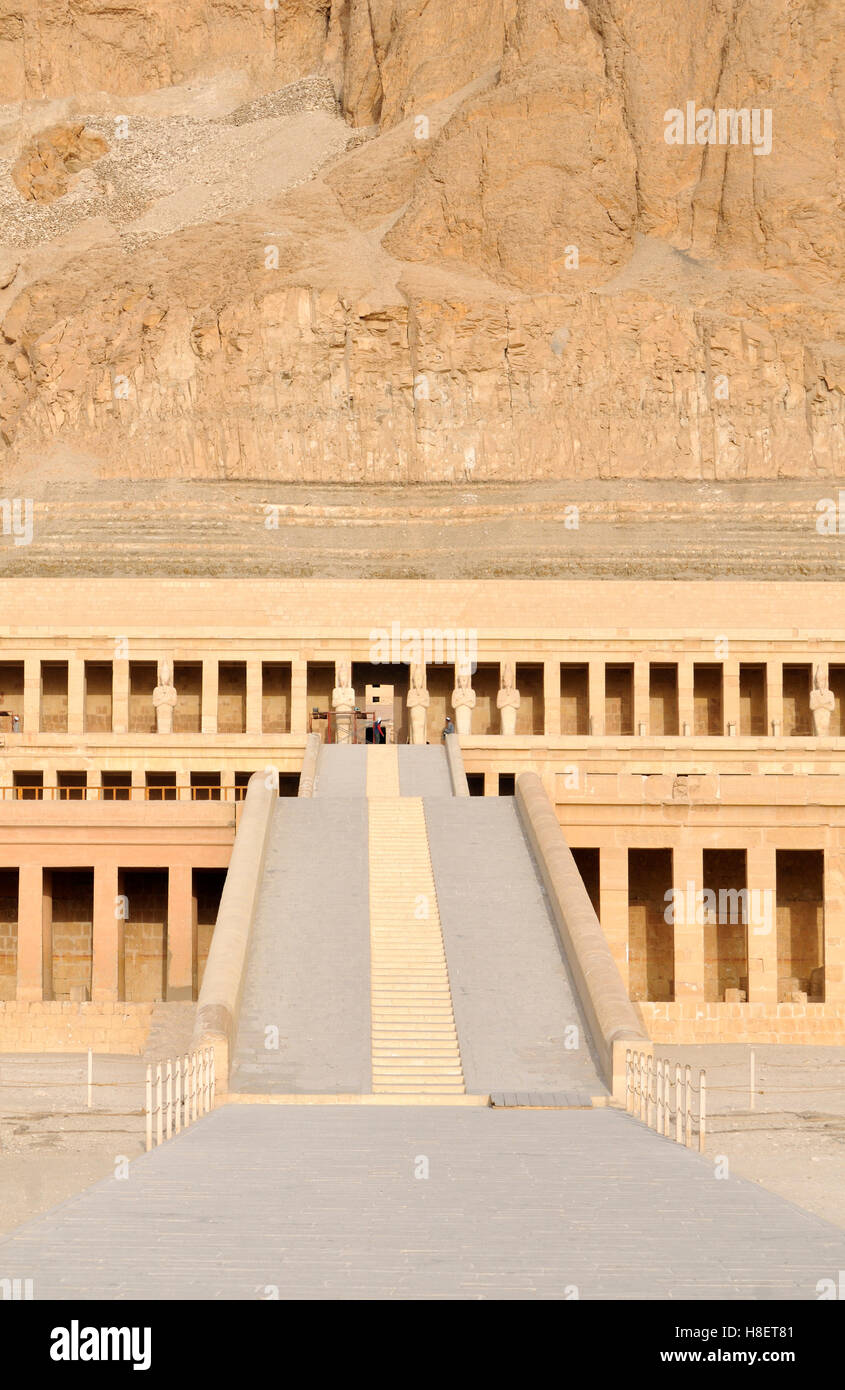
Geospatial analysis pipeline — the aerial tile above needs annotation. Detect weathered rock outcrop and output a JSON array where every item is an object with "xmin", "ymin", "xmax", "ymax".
[
  {"xmin": 0, "ymin": 0, "xmax": 843, "ymax": 481},
  {"xmin": 12, "ymin": 124, "xmax": 108, "ymax": 203}
]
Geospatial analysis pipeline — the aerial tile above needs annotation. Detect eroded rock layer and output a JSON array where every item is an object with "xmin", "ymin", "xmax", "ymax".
[{"xmin": 0, "ymin": 0, "xmax": 843, "ymax": 482}]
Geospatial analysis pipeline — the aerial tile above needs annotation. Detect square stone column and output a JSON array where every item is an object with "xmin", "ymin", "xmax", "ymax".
[
  {"xmin": 112, "ymin": 659, "xmax": 130, "ymax": 735},
  {"xmin": 598, "ymin": 845, "xmax": 629, "ymax": 988},
  {"xmin": 67, "ymin": 657, "xmax": 85, "ymax": 735},
  {"xmin": 543, "ymin": 661, "xmax": 560, "ymax": 737},
  {"xmin": 131, "ymin": 767, "xmax": 146, "ymax": 802},
  {"xmin": 86, "ymin": 767, "xmax": 102, "ymax": 801},
  {"xmin": 176, "ymin": 768, "xmax": 191, "ymax": 801},
  {"xmin": 201, "ymin": 659, "xmax": 218, "ymax": 735},
  {"xmin": 167, "ymin": 864, "xmax": 195, "ymax": 1001},
  {"xmin": 16, "ymin": 864, "xmax": 46, "ymax": 1002},
  {"xmin": 23, "ymin": 657, "xmax": 40, "ymax": 734},
  {"xmin": 246, "ymin": 659, "xmax": 263, "ymax": 734},
  {"xmin": 588, "ymin": 661, "xmax": 604, "ymax": 736},
  {"xmin": 767, "ymin": 659, "xmax": 783, "ymax": 736},
  {"xmin": 483, "ymin": 770, "xmax": 497, "ymax": 797},
  {"xmin": 673, "ymin": 844, "xmax": 704, "ymax": 1000},
  {"xmin": 723, "ymin": 660, "xmax": 740, "ymax": 735},
  {"xmin": 746, "ymin": 844, "xmax": 778, "ymax": 1004},
  {"xmin": 92, "ymin": 861, "xmax": 121, "ymax": 1001},
  {"xmin": 290, "ymin": 659, "xmax": 308, "ymax": 735},
  {"xmin": 633, "ymin": 661, "xmax": 650, "ymax": 735},
  {"xmin": 678, "ymin": 658, "xmax": 695, "ymax": 736},
  {"xmin": 823, "ymin": 847, "xmax": 845, "ymax": 1004}
]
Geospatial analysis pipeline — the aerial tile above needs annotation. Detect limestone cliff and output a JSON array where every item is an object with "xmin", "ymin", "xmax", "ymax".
[{"xmin": 0, "ymin": 0, "xmax": 843, "ymax": 482}]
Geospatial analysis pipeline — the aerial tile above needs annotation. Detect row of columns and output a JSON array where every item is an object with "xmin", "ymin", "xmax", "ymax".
[
  {"xmin": 11, "ymin": 655, "xmax": 792, "ymax": 737},
  {"xmin": 549, "ymin": 658, "xmax": 785, "ymax": 738},
  {"xmin": 14, "ymin": 862, "xmax": 195, "ymax": 1002},
  {"xmin": 598, "ymin": 844, "xmax": 845, "ymax": 1005},
  {"xmin": 15, "ymin": 658, "xmax": 288, "ymax": 736}
]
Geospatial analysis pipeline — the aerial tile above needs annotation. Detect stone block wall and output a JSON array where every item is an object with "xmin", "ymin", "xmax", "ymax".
[
  {"xmin": 51, "ymin": 869, "xmax": 93, "ymax": 999},
  {"xmin": 0, "ymin": 869, "xmax": 17, "ymax": 1002},
  {"xmin": 0, "ymin": 1001, "xmax": 153, "ymax": 1052},
  {"xmin": 641, "ymin": 1002, "xmax": 845, "ymax": 1045}
]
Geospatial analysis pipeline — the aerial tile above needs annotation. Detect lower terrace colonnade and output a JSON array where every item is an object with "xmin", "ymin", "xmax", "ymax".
[
  {"xmin": 0, "ymin": 862, "xmax": 227, "ymax": 1004},
  {"xmin": 0, "ymin": 830, "xmax": 841, "ymax": 1015}
]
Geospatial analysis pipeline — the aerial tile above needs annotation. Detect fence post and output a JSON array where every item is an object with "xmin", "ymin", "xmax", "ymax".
[
  {"xmin": 145, "ymin": 1065, "xmax": 152, "ymax": 1153},
  {"xmin": 625, "ymin": 1050, "xmax": 631, "ymax": 1112},
  {"xmin": 210, "ymin": 1048, "xmax": 215, "ymax": 1110},
  {"xmin": 656, "ymin": 1059, "xmax": 664, "ymax": 1134},
  {"xmin": 684, "ymin": 1064, "xmax": 692, "ymax": 1148},
  {"xmin": 191, "ymin": 1052, "xmax": 198, "ymax": 1123},
  {"xmin": 165, "ymin": 1060, "xmax": 173, "ymax": 1141},
  {"xmin": 87, "ymin": 1047, "xmax": 93, "ymax": 1109},
  {"xmin": 675, "ymin": 1064, "xmax": 682, "ymax": 1144},
  {"xmin": 750, "ymin": 1049, "xmax": 755, "ymax": 1111},
  {"xmin": 699, "ymin": 1070, "xmax": 707, "ymax": 1154},
  {"xmin": 173, "ymin": 1056, "xmax": 180, "ymax": 1134},
  {"xmin": 155, "ymin": 1063, "xmax": 163, "ymax": 1148}
]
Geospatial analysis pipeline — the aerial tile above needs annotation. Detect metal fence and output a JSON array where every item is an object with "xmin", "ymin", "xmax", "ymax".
[
  {"xmin": 145, "ymin": 1047, "xmax": 215, "ymax": 1151},
  {"xmin": 625, "ymin": 1049, "xmax": 706, "ymax": 1153}
]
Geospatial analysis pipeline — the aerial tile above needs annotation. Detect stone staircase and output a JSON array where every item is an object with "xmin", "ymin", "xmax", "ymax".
[{"xmin": 368, "ymin": 797, "xmax": 465, "ymax": 1095}]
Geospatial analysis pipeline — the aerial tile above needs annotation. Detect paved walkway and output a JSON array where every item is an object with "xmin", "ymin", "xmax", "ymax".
[
  {"xmin": 314, "ymin": 744, "xmax": 366, "ymax": 796},
  {"xmin": 398, "ymin": 745, "xmax": 452, "ymax": 796},
  {"xmin": 2, "ymin": 1105, "xmax": 843, "ymax": 1299},
  {"xmin": 427, "ymin": 799, "xmax": 605, "ymax": 1096},
  {"xmin": 229, "ymin": 800, "xmax": 371, "ymax": 1093}
]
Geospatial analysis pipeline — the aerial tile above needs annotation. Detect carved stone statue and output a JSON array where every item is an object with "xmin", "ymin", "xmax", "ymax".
[
  {"xmin": 497, "ymin": 662, "xmax": 520, "ymax": 736},
  {"xmin": 451, "ymin": 664, "xmax": 476, "ymax": 736},
  {"xmin": 153, "ymin": 659, "xmax": 177, "ymax": 734},
  {"xmin": 332, "ymin": 660, "xmax": 356, "ymax": 744},
  {"xmin": 406, "ymin": 663, "xmax": 430, "ymax": 744},
  {"xmin": 811, "ymin": 665, "xmax": 835, "ymax": 737}
]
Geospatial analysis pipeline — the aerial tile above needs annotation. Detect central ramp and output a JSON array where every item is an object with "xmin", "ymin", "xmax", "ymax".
[
  {"xmin": 229, "ymin": 798, "xmax": 371, "ymax": 1094},
  {"xmin": 226, "ymin": 746, "xmax": 608, "ymax": 1102},
  {"xmin": 426, "ymin": 798, "xmax": 604, "ymax": 1097}
]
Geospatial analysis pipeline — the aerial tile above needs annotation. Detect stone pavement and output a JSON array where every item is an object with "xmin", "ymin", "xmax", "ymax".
[
  {"xmin": 2, "ymin": 1105, "xmax": 844, "ymax": 1300},
  {"xmin": 426, "ymin": 798, "xmax": 605, "ymax": 1096},
  {"xmin": 229, "ymin": 799, "xmax": 371, "ymax": 1094},
  {"xmin": 313, "ymin": 743, "xmax": 366, "ymax": 796},
  {"xmin": 398, "ymin": 745, "xmax": 452, "ymax": 797}
]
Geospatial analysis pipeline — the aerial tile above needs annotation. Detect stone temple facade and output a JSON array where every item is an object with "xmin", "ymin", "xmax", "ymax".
[{"xmin": 0, "ymin": 576, "xmax": 843, "ymax": 1054}]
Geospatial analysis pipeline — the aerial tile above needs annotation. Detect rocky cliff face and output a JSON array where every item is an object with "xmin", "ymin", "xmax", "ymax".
[{"xmin": 1, "ymin": 0, "xmax": 843, "ymax": 483}]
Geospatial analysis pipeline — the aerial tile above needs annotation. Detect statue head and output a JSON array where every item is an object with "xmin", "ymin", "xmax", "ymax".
[
  {"xmin": 335, "ymin": 660, "xmax": 351, "ymax": 689},
  {"xmin": 410, "ymin": 663, "xmax": 426, "ymax": 691},
  {"xmin": 158, "ymin": 660, "xmax": 172, "ymax": 687},
  {"xmin": 501, "ymin": 662, "xmax": 515, "ymax": 690},
  {"xmin": 814, "ymin": 665, "xmax": 828, "ymax": 692},
  {"xmin": 456, "ymin": 664, "xmax": 471, "ymax": 690}
]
